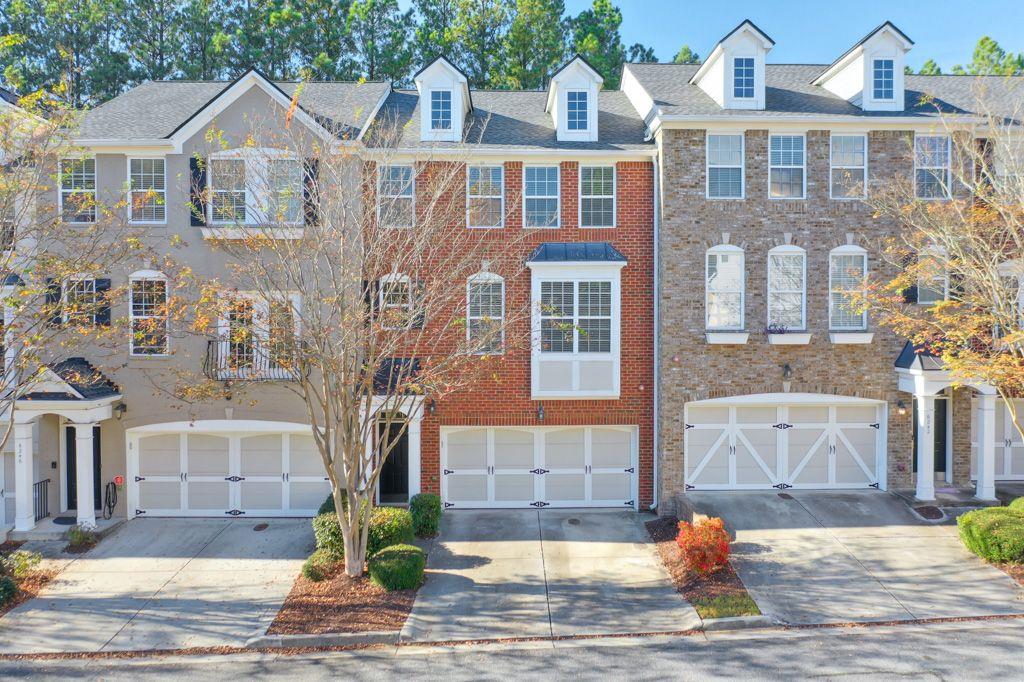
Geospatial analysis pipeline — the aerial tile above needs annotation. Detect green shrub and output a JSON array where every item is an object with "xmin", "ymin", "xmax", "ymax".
[
  {"xmin": 1008, "ymin": 497, "xmax": 1024, "ymax": 514},
  {"xmin": 409, "ymin": 493, "xmax": 442, "ymax": 537},
  {"xmin": 318, "ymin": 492, "xmax": 351, "ymax": 516},
  {"xmin": 368, "ymin": 544, "xmax": 425, "ymax": 591},
  {"xmin": 958, "ymin": 506, "xmax": 1024, "ymax": 563},
  {"xmin": 65, "ymin": 526, "xmax": 98, "ymax": 553},
  {"xmin": 0, "ymin": 550, "xmax": 42, "ymax": 579},
  {"xmin": 312, "ymin": 506, "xmax": 415, "ymax": 559},
  {"xmin": 301, "ymin": 549, "xmax": 337, "ymax": 582},
  {"xmin": 0, "ymin": 576, "xmax": 16, "ymax": 605}
]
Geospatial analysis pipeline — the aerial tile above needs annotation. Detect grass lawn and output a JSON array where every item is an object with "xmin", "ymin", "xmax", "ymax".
[{"xmin": 690, "ymin": 593, "xmax": 760, "ymax": 619}]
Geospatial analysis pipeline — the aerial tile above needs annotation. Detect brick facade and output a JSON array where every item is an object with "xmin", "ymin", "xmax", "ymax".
[{"xmin": 656, "ymin": 128, "xmax": 974, "ymax": 511}]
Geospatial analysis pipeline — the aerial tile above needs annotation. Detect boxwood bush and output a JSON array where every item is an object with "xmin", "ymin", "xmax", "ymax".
[
  {"xmin": 301, "ymin": 549, "xmax": 337, "ymax": 582},
  {"xmin": 1008, "ymin": 497, "xmax": 1024, "ymax": 514},
  {"xmin": 313, "ymin": 505, "xmax": 414, "ymax": 559},
  {"xmin": 368, "ymin": 544, "xmax": 425, "ymax": 590},
  {"xmin": 409, "ymin": 493, "xmax": 442, "ymax": 537},
  {"xmin": 958, "ymin": 505, "xmax": 1024, "ymax": 563},
  {"xmin": 0, "ymin": 575, "xmax": 16, "ymax": 606}
]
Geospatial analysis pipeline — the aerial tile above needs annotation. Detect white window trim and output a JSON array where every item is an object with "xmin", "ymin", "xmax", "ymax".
[
  {"xmin": 578, "ymin": 165, "xmax": 616, "ymax": 229},
  {"xmin": 128, "ymin": 270, "xmax": 169, "ymax": 356},
  {"xmin": 914, "ymin": 134, "xmax": 952, "ymax": 201},
  {"xmin": 706, "ymin": 132, "xmax": 745, "ymax": 200},
  {"xmin": 705, "ymin": 244, "xmax": 745, "ymax": 331},
  {"xmin": 207, "ymin": 148, "xmax": 303, "ymax": 226},
  {"xmin": 62, "ymin": 276, "xmax": 97, "ymax": 325},
  {"xmin": 59, "ymin": 156, "xmax": 97, "ymax": 225},
  {"xmin": 566, "ymin": 90, "xmax": 589, "ymax": 132},
  {"xmin": 215, "ymin": 291, "xmax": 301, "ymax": 379},
  {"xmin": 528, "ymin": 262, "xmax": 624, "ymax": 400},
  {"xmin": 465, "ymin": 164, "xmax": 505, "ymax": 229},
  {"xmin": 377, "ymin": 164, "xmax": 416, "ymax": 229},
  {"xmin": 829, "ymin": 133, "xmax": 868, "ymax": 200},
  {"xmin": 828, "ymin": 245, "xmax": 868, "ymax": 331},
  {"xmin": 126, "ymin": 156, "xmax": 168, "ymax": 225},
  {"xmin": 767, "ymin": 244, "xmax": 807, "ymax": 331},
  {"xmin": 768, "ymin": 133, "xmax": 807, "ymax": 200},
  {"xmin": 430, "ymin": 88, "xmax": 453, "ymax": 131},
  {"xmin": 378, "ymin": 273, "xmax": 413, "ymax": 330},
  {"xmin": 523, "ymin": 164, "xmax": 560, "ymax": 229},
  {"xmin": 466, "ymin": 272, "xmax": 505, "ymax": 354},
  {"xmin": 871, "ymin": 58, "xmax": 895, "ymax": 102},
  {"xmin": 732, "ymin": 56, "xmax": 755, "ymax": 100}
]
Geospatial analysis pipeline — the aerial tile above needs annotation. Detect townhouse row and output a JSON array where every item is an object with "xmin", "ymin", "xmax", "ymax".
[{"xmin": 2, "ymin": 19, "xmax": 1022, "ymax": 533}]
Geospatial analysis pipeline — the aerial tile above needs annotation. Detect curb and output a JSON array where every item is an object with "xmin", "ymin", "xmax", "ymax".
[
  {"xmin": 244, "ymin": 631, "xmax": 399, "ymax": 649},
  {"xmin": 699, "ymin": 615, "xmax": 775, "ymax": 632}
]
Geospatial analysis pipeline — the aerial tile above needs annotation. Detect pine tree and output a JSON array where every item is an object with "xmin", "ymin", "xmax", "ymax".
[
  {"xmin": 347, "ymin": 0, "xmax": 415, "ymax": 83},
  {"xmin": 499, "ymin": 0, "xmax": 566, "ymax": 89},
  {"xmin": 292, "ymin": 0, "xmax": 357, "ymax": 79},
  {"xmin": 952, "ymin": 36, "xmax": 1023, "ymax": 76},
  {"xmin": 175, "ymin": 0, "xmax": 233, "ymax": 80},
  {"xmin": 412, "ymin": 0, "xmax": 459, "ymax": 68},
  {"xmin": 672, "ymin": 44, "xmax": 699, "ymax": 64},
  {"xmin": 449, "ymin": 0, "xmax": 511, "ymax": 87},
  {"xmin": 120, "ymin": 0, "xmax": 182, "ymax": 82},
  {"xmin": 918, "ymin": 59, "xmax": 942, "ymax": 75},
  {"xmin": 569, "ymin": 0, "xmax": 625, "ymax": 88},
  {"xmin": 626, "ymin": 43, "xmax": 656, "ymax": 63}
]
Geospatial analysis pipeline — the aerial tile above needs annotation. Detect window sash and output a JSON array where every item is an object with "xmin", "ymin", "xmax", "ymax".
[
  {"xmin": 567, "ymin": 91, "xmax": 588, "ymax": 131},
  {"xmin": 580, "ymin": 166, "xmax": 615, "ymax": 228},
  {"xmin": 64, "ymin": 278, "xmax": 97, "ymax": 325},
  {"xmin": 379, "ymin": 165, "xmax": 415, "ymax": 228},
  {"xmin": 830, "ymin": 135, "xmax": 867, "ymax": 199},
  {"xmin": 431, "ymin": 90, "xmax": 452, "ymax": 130},
  {"xmin": 768, "ymin": 252, "xmax": 806, "ymax": 329},
  {"xmin": 706, "ymin": 250, "xmax": 744, "ymax": 330},
  {"xmin": 524, "ymin": 166, "xmax": 559, "ymax": 228},
  {"xmin": 707, "ymin": 134, "xmax": 744, "ymax": 199},
  {"xmin": 540, "ymin": 280, "xmax": 611, "ymax": 354},
  {"xmin": 129, "ymin": 158, "xmax": 166, "ymax": 222},
  {"xmin": 733, "ymin": 57, "xmax": 755, "ymax": 98},
  {"xmin": 873, "ymin": 59, "xmax": 894, "ymax": 100},
  {"xmin": 915, "ymin": 136, "xmax": 950, "ymax": 199},
  {"xmin": 467, "ymin": 279, "xmax": 504, "ymax": 353},
  {"xmin": 829, "ymin": 253, "xmax": 867, "ymax": 330},
  {"xmin": 210, "ymin": 158, "xmax": 246, "ymax": 222},
  {"xmin": 467, "ymin": 166, "xmax": 503, "ymax": 228},
  {"xmin": 60, "ymin": 158, "xmax": 96, "ymax": 223},
  {"xmin": 379, "ymin": 278, "xmax": 412, "ymax": 328},
  {"xmin": 769, "ymin": 135, "xmax": 805, "ymax": 199},
  {"xmin": 130, "ymin": 279, "xmax": 168, "ymax": 355}
]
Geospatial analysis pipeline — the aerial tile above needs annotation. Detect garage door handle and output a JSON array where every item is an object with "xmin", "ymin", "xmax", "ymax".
[{"xmin": 224, "ymin": 476, "xmax": 245, "ymax": 482}]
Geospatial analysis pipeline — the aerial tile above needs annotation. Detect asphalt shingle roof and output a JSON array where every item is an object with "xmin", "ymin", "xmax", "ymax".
[
  {"xmin": 625, "ymin": 63, "xmax": 1024, "ymax": 121},
  {"xmin": 48, "ymin": 357, "xmax": 121, "ymax": 400}
]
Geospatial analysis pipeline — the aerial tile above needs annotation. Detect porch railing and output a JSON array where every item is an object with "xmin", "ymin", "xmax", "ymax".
[
  {"xmin": 203, "ymin": 339, "xmax": 299, "ymax": 382},
  {"xmin": 33, "ymin": 478, "xmax": 50, "ymax": 522}
]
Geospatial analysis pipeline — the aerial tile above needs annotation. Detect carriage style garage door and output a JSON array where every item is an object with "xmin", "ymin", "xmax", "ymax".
[
  {"xmin": 440, "ymin": 426, "xmax": 638, "ymax": 509},
  {"xmin": 971, "ymin": 398, "xmax": 1024, "ymax": 481},
  {"xmin": 127, "ymin": 423, "xmax": 331, "ymax": 517},
  {"xmin": 684, "ymin": 395, "xmax": 886, "ymax": 490}
]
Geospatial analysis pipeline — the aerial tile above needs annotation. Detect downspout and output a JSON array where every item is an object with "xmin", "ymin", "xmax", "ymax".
[{"xmin": 649, "ymin": 140, "xmax": 661, "ymax": 512}]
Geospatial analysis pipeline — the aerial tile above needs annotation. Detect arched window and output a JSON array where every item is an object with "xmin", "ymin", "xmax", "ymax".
[
  {"xmin": 767, "ymin": 245, "xmax": 806, "ymax": 330},
  {"xmin": 829, "ymin": 246, "xmax": 868, "ymax": 330},
  {"xmin": 467, "ymin": 272, "xmax": 504, "ymax": 353},
  {"xmin": 705, "ymin": 245, "xmax": 744, "ymax": 331},
  {"xmin": 129, "ymin": 269, "xmax": 169, "ymax": 355}
]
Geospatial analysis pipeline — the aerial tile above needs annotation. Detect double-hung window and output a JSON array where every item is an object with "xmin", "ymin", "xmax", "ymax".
[
  {"xmin": 129, "ymin": 158, "xmax": 166, "ymax": 223},
  {"xmin": 467, "ymin": 273, "xmax": 504, "ymax": 353},
  {"xmin": 769, "ymin": 135, "xmax": 805, "ymax": 199},
  {"xmin": 873, "ymin": 59, "xmax": 894, "ymax": 100},
  {"xmin": 579, "ymin": 166, "xmax": 615, "ymax": 228},
  {"xmin": 915, "ymin": 135, "xmax": 950, "ymax": 199},
  {"xmin": 567, "ymin": 91, "xmax": 588, "ymax": 131},
  {"xmin": 706, "ymin": 246, "xmax": 744, "ymax": 330},
  {"xmin": 707, "ymin": 134, "xmax": 744, "ymax": 199},
  {"xmin": 916, "ymin": 251, "xmax": 949, "ymax": 305},
  {"xmin": 767, "ymin": 246, "xmax": 806, "ymax": 330},
  {"xmin": 64, "ymin": 277, "xmax": 97, "ymax": 325},
  {"xmin": 0, "ymin": 207, "xmax": 14, "ymax": 252},
  {"xmin": 733, "ymin": 57, "xmax": 755, "ymax": 99},
  {"xmin": 210, "ymin": 158, "xmax": 247, "ymax": 222},
  {"xmin": 431, "ymin": 90, "xmax": 452, "ymax": 130},
  {"xmin": 130, "ymin": 276, "xmax": 168, "ymax": 355},
  {"xmin": 466, "ymin": 166, "xmax": 503, "ymax": 228},
  {"xmin": 379, "ymin": 165, "xmax": 415, "ymax": 228},
  {"xmin": 524, "ymin": 166, "xmax": 559, "ymax": 228},
  {"xmin": 830, "ymin": 135, "xmax": 867, "ymax": 199},
  {"xmin": 540, "ymin": 280, "xmax": 611, "ymax": 354},
  {"xmin": 209, "ymin": 152, "xmax": 302, "ymax": 225},
  {"xmin": 829, "ymin": 248, "xmax": 868, "ymax": 330},
  {"xmin": 60, "ymin": 158, "xmax": 96, "ymax": 223},
  {"xmin": 379, "ymin": 274, "xmax": 412, "ymax": 329}
]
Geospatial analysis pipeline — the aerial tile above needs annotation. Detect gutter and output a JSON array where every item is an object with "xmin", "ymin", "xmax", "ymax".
[{"xmin": 649, "ymin": 149, "xmax": 661, "ymax": 512}]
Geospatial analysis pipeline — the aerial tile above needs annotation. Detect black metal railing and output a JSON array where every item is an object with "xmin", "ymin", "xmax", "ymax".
[
  {"xmin": 33, "ymin": 478, "xmax": 50, "ymax": 522},
  {"xmin": 203, "ymin": 339, "xmax": 299, "ymax": 382}
]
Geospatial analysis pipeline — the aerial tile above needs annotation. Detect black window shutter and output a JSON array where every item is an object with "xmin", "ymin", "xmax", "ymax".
[
  {"xmin": 189, "ymin": 156, "xmax": 207, "ymax": 227},
  {"xmin": 949, "ymin": 272, "xmax": 965, "ymax": 300},
  {"xmin": 901, "ymin": 253, "xmax": 918, "ymax": 304},
  {"xmin": 45, "ymin": 278, "xmax": 62, "ymax": 326},
  {"xmin": 411, "ymin": 280, "xmax": 426, "ymax": 328},
  {"xmin": 94, "ymin": 278, "xmax": 111, "ymax": 325},
  {"xmin": 303, "ymin": 158, "xmax": 320, "ymax": 227},
  {"xmin": 363, "ymin": 279, "xmax": 378, "ymax": 319}
]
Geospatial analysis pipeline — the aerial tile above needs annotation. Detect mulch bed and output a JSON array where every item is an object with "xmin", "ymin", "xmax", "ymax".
[
  {"xmin": 646, "ymin": 516, "xmax": 755, "ymax": 607},
  {"xmin": 268, "ymin": 562, "xmax": 417, "ymax": 634},
  {"xmin": 914, "ymin": 505, "xmax": 944, "ymax": 520},
  {"xmin": 995, "ymin": 562, "xmax": 1024, "ymax": 587},
  {"xmin": 0, "ymin": 542, "xmax": 58, "ymax": 618}
]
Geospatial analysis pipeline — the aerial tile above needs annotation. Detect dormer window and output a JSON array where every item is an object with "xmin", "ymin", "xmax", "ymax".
[
  {"xmin": 567, "ymin": 91, "xmax": 589, "ymax": 131},
  {"xmin": 733, "ymin": 58, "xmax": 755, "ymax": 99},
  {"xmin": 430, "ymin": 90, "xmax": 452, "ymax": 130},
  {"xmin": 872, "ymin": 59, "xmax": 894, "ymax": 100}
]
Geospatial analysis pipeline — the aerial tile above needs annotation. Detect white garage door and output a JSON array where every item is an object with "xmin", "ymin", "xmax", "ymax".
[
  {"xmin": 971, "ymin": 398, "xmax": 1024, "ymax": 480},
  {"xmin": 129, "ymin": 426, "xmax": 330, "ymax": 517},
  {"xmin": 441, "ymin": 426, "xmax": 637, "ymax": 509},
  {"xmin": 684, "ymin": 395, "xmax": 885, "ymax": 490}
]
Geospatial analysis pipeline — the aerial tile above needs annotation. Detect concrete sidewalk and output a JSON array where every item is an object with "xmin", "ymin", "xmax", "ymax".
[
  {"xmin": 690, "ymin": 490, "xmax": 1024, "ymax": 625},
  {"xmin": 401, "ymin": 510, "xmax": 701, "ymax": 642}
]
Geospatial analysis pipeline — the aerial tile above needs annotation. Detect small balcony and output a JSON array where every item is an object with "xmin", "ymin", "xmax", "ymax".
[{"xmin": 203, "ymin": 339, "xmax": 299, "ymax": 381}]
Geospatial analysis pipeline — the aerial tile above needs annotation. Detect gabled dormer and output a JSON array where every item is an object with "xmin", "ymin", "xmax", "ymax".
[
  {"xmin": 414, "ymin": 56, "xmax": 472, "ymax": 142},
  {"xmin": 689, "ymin": 20, "xmax": 774, "ymax": 110},
  {"xmin": 546, "ymin": 55, "xmax": 603, "ymax": 142},
  {"xmin": 812, "ymin": 22, "xmax": 914, "ymax": 112}
]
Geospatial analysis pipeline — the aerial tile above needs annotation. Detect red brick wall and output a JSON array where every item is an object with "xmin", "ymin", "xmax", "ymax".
[{"xmin": 418, "ymin": 159, "xmax": 655, "ymax": 506}]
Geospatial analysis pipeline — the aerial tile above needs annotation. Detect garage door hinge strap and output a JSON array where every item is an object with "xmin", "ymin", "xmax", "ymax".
[
  {"xmin": 624, "ymin": 467, "xmax": 634, "ymax": 473},
  {"xmin": 224, "ymin": 476, "xmax": 245, "ymax": 482},
  {"xmin": 135, "ymin": 509, "xmax": 146, "ymax": 515},
  {"xmin": 444, "ymin": 502, "xmax": 455, "ymax": 508},
  {"xmin": 225, "ymin": 509, "xmax": 245, "ymax": 516},
  {"xmin": 624, "ymin": 500, "xmax": 635, "ymax": 507},
  {"xmin": 134, "ymin": 476, "xmax": 145, "ymax": 482},
  {"xmin": 869, "ymin": 423, "xmax": 880, "ymax": 429},
  {"xmin": 869, "ymin": 482, "xmax": 880, "ymax": 489},
  {"xmin": 772, "ymin": 423, "xmax": 794, "ymax": 430},
  {"xmin": 443, "ymin": 469, "xmax": 454, "ymax": 475},
  {"xmin": 530, "ymin": 468, "xmax": 549, "ymax": 475},
  {"xmin": 685, "ymin": 483, "xmax": 695, "ymax": 491},
  {"xmin": 530, "ymin": 501, "xmax": 549, "ymax": 508},
  {"xmin": 772, "ymin": 483, "xmax": 793, "ymax": 490},
  {"xmin": 684, "ymin": 423, "xmax": 694, "ymax": 430}
]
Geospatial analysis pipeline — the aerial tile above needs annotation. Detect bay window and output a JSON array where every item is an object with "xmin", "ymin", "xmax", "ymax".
[{"xmin": 209, "ymin": 150, "xmax": 302, "ymax": 224}]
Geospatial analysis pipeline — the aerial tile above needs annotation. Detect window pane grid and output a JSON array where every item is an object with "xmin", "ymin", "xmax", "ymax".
[
  {"xmin": 830, "ymin": 135, "xmax": 867, "ymax": 198},
  {"xmin": 431, "ymin": 90, "xmax": 452, "ymax": 130},
  {"xmin": 873, "ymin": 59, "xmax": 894, "ymax": 100},
  {"xmin": 130, "ymin": 279, "xmax": 168, "ymax": 354},
  {"xmin": 769, "ymin": 136, "xmax": 805, "ymax": 199},
  {"xmin": 65, "ymin": 278, "xmax": 97, "ymax": 325},
  {"xmin": 580, "ymin": 166, "xmax": 614, "ymax": 227},
  {"xmin": 915, "ymin": 136, "xmax": 950, "ymax": 199},
  {"xmin": 733, "ymin": 57, "xmax": 754, "ymax": 98},
  {"xmin": 567, "ymin": 91, "xmax": 588, "ymax": 131},
  {"xmin": 61, "ymin": 158, "xmax": 96, "ymax": 223},
  {"xmin": 265, "ymin": 158, "xmax": 303, "ymax": 223},
  {"xmin": 829, "ymin": 253, "xmax": 867, "ymax": 330},
  {"xmin": 467, "ymin": 166, "xmax": 503, "ymax": 228},
  {"xmin": 380, "ymin": 165, "xmax": 414, "ymax": 227},
  {"xmin": 130, "ymin": 158, "xmax": 166, "ymax": 222},
  {"xmin": 768, "ymin": 252, "xmax": 806, "ymax": 329},
  {"xmin": 540, "ymin": 280, "xmax": 611, "ymax": 354},
  {"xmin": 468, "ymin": 279, "xmax": 503, "ymax": 353},
  {"xmin": 211, "ymin": 159, "xmax": 246, "ymax": 222},
  {"xmin": 524, "ymin": 166, "xmax": 559, "ymax": 228},
  {"xmin": 707, "ymin": 134, "xmax": 744, "ymax": 199},
  {"xmin": 706, "ymin": 250, "xmax": 744, "ymax": 330}
]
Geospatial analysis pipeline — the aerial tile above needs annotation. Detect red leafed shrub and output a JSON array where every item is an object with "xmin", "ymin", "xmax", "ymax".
[{"xmin": 676, "ymin": 517, "xmax": 731, "ymax": 575}]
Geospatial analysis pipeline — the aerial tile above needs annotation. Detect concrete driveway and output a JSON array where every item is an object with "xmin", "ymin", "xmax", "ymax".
[
  {"xmin": 0, "ymin": 518, "xmax": 312, "ymax": 653},
  {"xmin": 401, "ymin": 510, "xmax": 700, "ymax": 642},
  {"xmin": 690, "ymin": 491, "xmax": 1024, "ymax": 625}
]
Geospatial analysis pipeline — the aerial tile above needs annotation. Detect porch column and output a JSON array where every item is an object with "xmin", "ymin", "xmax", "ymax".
[
  {"xmin": 73, "ymin": 422, "xmax": 98, "ymax": 529},
  {"xmin": 975, "ymin": 393, "xmax": 998, "ymax": 501},
  {"xmin": 407, "ymin": 410, "xmax": 422, "ymax": 498},
  {"xmin": 13, "ymin": 420, "xmax": 36, "ymax": 532},
  {"xmin": 915, "ymin": 394, "xmax": 936, "ymax": 501}
]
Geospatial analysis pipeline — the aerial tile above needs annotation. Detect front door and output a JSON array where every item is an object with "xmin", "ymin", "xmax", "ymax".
[
  {"xmin": 913, "ymin": 397, "xmax": 949, "ymax": 477},
  {"xmin": 378, "ymin": 422, "xmax": 409, "ymax": 504},
  {"xmin": 66, "ymin": 426, "xmax": 102, "ymax": 511}
]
